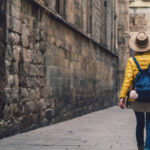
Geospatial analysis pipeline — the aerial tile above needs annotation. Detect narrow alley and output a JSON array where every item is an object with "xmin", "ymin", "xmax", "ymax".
[
  {"xmin": 0, "ymin": 0, "xmax": 150, "ymax": 149},
  {"xmin": 0, "ymin": 106, "xmax": 138, "ymax": 150}
]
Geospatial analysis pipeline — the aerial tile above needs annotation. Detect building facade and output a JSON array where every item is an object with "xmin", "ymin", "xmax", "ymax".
[
  {"xmin": 0, "ymin": 0, "xmax": 118, "ymax": 137},
  {"xmin": 129, "ymin": 0, "xmax": 150, "ymax": 36}
]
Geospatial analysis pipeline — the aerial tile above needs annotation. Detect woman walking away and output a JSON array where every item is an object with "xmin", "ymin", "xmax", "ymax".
[{"xmin": 119, "ymin": 31, "xmax": 150, "ymax": 150}]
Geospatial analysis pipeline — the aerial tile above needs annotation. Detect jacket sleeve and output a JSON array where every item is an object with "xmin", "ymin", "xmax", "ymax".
[{"xmin": 119, "ymin": 58, "xmax": 134, "ymax": 99}]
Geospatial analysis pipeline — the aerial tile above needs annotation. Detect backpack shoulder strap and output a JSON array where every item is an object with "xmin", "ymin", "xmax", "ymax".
[
  {"xmin": 148, "ymin": 64, "xmax": 150, "ymax": 69},
  {"xmin": 132, "ymin": 57, "xmax": 141, "ymax": 72}
]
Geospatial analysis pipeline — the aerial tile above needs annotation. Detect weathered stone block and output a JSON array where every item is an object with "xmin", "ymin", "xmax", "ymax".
[
  {"xmin": 7, "ymin": 75, "xmax": 18, "ymax": 88},
  {"xmin": 34, "ymin": 42, "xmax": 40, "ymax": 50},
  {"xmin": 38, "ymin": 65, "xmax": 45, "ymax": 77},
  {"xmin": 30, "ymin": 64, "xmax": 39, "ymax": 76},
  {"xmin": 33, "ymin": 29, "xmax": 40, "ymax": 41},
  {"xmin": 12, "ymin": 104, "xmax": 19, "ymax": 116},
  {"xmin": 46, "ymin": 66, "xmax": 62, "ymax": 83},
  {"xmin": 48, "ymin": 36, "xmax": 55, "ymax": 44},
  {"xmin": 22, "ymin": 23, "xmax": 30, "ymax": 37},
  {"xmin": 64, "ymin": 59, "xmax": 70, "ymax": 68},
  {"xmin": 39, "ymin": 99, "xmax": 47, "ymax": 110},
  {"xmin": 0, "ymin": 41, "xmax": 5, "ymax": 58},
  {"xmin": 8, "ymin": 0, "xmax": 21, "ymax": 7},
  {"xmin": 0, "ymin": 27, "xmax": 5, "ymax": 41},
  {"xmin": 40, "ymin": 30, "xmax": 47, "ymax": 41},
  {"xmin": 24, "ymin": 77, "xmax": 36, "ymax": 88},
  {"xmin": 40, "ymin": 87, "xmax": 47, "ymax": 99},
  {"xmin": 65, "ymin": 50, "xmax": 71, "ymax": 60},
  {"xmin": 3, "ymin": 103, "xmax": 19, "ymax": 120},
  {"xmin": 19, "ymin": 88, "xmax": 29, "ymax": 99},
  {"xmin": 22, "ymin": 49, "xmax": 32, "ymax": 63},
  {"xmin": 40, "ymin": 42, "xmax": 47, "ymax": 52},
  {"xmin": 3, "ymin": 104, "xmax": 13, "ymax": 120},
  {"xmin": 7, "ymin": 16, "xmax": 21, "ymax": 33},
  {"xmin": 38, "ymin": 78, "xmax": 45, "ymax": 87},
  {"xmin": 26, "ymin": 101, "xmax": 38, "ymax": 113},
  {"xmin": 32, "ymin": 51, "xmax": 44, "ymax": 64},
  {"xmin": 8, "ymin": 3, "xmax": 21, "ymax": 19},
  {"xmin": 4, "ymin": 87, "xmax": 18, "ymax": 103},
  {"xmin": 71, "ymin": 52, "xmax": 80, "ymax": 61},
  {"xmin": 8, "ymin": 61, "xmax": 18, "ymax": 74},
  {"xmin": 19, "ymin": 62, "xmax": 30, "ymax": 75},
  {"xmin": 32, "ymin": 113, "xmax": 38, "ymax": 123},
  {"xmin": 9, "ymin": 32, "xmax": 20, "ymax": 45},
  {"xmin": 20, "ymin": 114, "xmax": 33, "ymax": 127},
  {"xmin": 56, "ymin": 39, "xmax": 65, "ymax": 49},
  {"xmin": 53, "ymin": 56, "xmax": 64, "ymax": 67},
  {"xmin": 45, "ymin": 55, "xmax": 53, "ymax": 66},
  {"xmin": 22, "ymin": 35, "xmax": 29, "ymax": 48},
  {"xmin": 46, "ymin": 44, "xmax": 58, "ymax": 56},
  {"xmin": 29, "ymin": 40, "xmax": 34, "ymax": 50},
  {"xmin": 58, "ymin": 48, "xmax": 65, "ymax": 59},
  {"xmin": 29, "ymin": 89, "xmax": 36, "ymax": 101},
  {"xmin": 27, "ymin": 16, "xmax": 34, "ymax": 28}
]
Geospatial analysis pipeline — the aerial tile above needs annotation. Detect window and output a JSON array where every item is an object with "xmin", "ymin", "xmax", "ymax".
[
  {"xmin": 104, "ymin": 1, "xmax": 107, "ymax": 45},
  {"xmin": 132, "ymin": 18, "xmax": 135, "ymax": 26},
  {"xmin": 56, "ymin": 0, "xmax": 66, "ymax": 18},
  {"xmin": 87, "ymin": 0, "xmax": 92, "ymax": 34}
]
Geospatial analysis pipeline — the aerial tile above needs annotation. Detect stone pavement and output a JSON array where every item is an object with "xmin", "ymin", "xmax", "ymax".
[{"xmin": 0, "ymin": 106, "xmax": 139, "ymax": 150}]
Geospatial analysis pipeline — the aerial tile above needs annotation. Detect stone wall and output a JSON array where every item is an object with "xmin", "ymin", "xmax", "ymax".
[
  {"xmin": 36, "ymin": 0, "xmax": 117, "ymax": 52},
  {"xmin": 0, "ymin": 0, "xmax": 118, "ymax": 138},
  {"xmin": 0, "ymin": 0, "xmax": 6, "ymax": 119},
  {"xmin": 92, "ymin": 0, "xmax": 116, "ymax": 52},
  {"xmin": 36, "ymin": 0, "xmax": 90, "ymax": 33},
  {"xmin": 129, "ymin": 0, "xmax": 150, "ymax": 36},
  {"xmin": 117, "ymin": 0, "xmax": 130, "ymax": 90}
]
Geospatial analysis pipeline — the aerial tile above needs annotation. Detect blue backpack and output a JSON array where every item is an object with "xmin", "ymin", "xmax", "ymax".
[{"xmin": 133, "ymin": 57, "xmax": 150, "ymax": 102}]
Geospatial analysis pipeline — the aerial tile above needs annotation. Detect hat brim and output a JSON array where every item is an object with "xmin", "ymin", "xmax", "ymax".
[{"xmin": 129, "ymin": 35, "xmax": 150, "ymax": 52}]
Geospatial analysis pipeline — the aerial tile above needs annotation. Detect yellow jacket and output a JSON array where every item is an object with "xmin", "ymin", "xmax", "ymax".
[{"xmin": 119, "ymin": 51, "xmax": 150, "ymax": 102}]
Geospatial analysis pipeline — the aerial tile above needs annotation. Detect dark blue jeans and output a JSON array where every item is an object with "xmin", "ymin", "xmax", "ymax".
[{"xmin": 134, "ymin": 111, "xmax": 150, "ymax": 148}]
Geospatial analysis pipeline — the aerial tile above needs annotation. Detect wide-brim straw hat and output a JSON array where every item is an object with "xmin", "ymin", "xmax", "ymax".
[{"xmin": 129, "ymin": 31, "xmax": 150, "ymax": 52}]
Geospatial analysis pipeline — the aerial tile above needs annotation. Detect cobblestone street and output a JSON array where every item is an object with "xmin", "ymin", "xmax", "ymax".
[{"xmin": 0, "ymin": 106, "xmax": 139, "ymax": 150}]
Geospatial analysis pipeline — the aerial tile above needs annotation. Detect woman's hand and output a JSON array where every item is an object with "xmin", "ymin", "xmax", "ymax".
[{"xmin": 118, "ymin": 98, "xmax": 125, "ymax": 109}]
